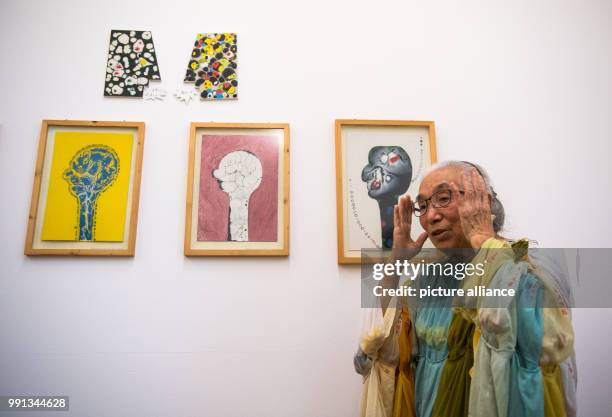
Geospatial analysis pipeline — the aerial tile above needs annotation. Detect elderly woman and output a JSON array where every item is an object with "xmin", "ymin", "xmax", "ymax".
[{"xmin": 355, "ymin": 161, "xmax": 576, "ymax": 417}]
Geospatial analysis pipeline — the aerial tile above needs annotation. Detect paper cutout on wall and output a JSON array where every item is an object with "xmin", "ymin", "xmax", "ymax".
[
  {"xmin": 174, "ymin": 88, "xmax": 198, "ymax": 104},
  {"xmin": 143, "ymin": 88, "xmax": 167, "ymax": 101},
  {"xmin": 42, "ymin": 131, "xmax": 134, "ymax": 242},
  {"xmin": 184, "ymin": 33, "xmax": 238, "ymax": 100},
  {"xmin": 104, "ymin": 30, "xmax": 161, "ymax": 97}
]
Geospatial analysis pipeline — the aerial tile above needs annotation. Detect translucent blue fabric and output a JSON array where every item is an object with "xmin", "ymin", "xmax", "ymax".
[
  {"xmin": 508, "ymin": 271, "xmax": 545, "ymax": 417},
  {"xmin": 413, "ymin": 270, "xmax": 459, "ymax": 417}
]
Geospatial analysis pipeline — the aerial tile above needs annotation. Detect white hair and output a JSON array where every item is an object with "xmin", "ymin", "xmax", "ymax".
[{"xmin": 426, "ymin": 160, "xmax": 505, "ymax": 233}]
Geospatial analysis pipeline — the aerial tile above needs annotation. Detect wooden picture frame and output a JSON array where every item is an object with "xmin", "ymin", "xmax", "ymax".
[
  {"xmin": 24, "ymin": 120, "xmax": 145, "ymax": 256},
  {"xmin": 185, "ymin": 122, "xmax": 290, "ymax": 256},
  {"xmin": 335, "ymin": 120, "xmax": 437, "ymax": 264}
]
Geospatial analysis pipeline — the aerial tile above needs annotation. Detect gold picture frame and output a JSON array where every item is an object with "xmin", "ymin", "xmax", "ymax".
[
  {"xmin": 24, "ymin": 120, "xmax": 145, "ymax": 256},
  {"xmin": 184, "ymin": 122, "xmax": 290, "ymax": 256},
  {"xmin": 335, "ymin": 119, "xmax": 437, "ymax": 264}
]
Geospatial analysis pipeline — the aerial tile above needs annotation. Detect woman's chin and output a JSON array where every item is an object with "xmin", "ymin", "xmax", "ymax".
[
  {"xmin": 431, "ymin": 235, "xmax": 470, "ymax": 251},
  {"xmin": 430, "ymin": 232, "xmax": 453, "ymax": 248}
]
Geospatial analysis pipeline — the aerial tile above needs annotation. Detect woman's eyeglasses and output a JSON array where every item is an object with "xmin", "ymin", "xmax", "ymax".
[{"xmin": 413, "ymin": 189, "xmax": 460, "ymax": 217}]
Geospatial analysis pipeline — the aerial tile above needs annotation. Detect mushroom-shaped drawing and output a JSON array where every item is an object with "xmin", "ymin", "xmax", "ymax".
[
  {"xmin": 63, "ymin": 145, "xmax": 120, "ymax": 241},
  {"xmin": 213, "ymin": 150, "xmax": 263, "ymax": 241}
]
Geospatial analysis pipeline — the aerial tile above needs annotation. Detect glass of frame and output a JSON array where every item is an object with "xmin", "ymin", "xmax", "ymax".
[
  {"xmin": 335, "ymin": 119, "xmax": 437, "ymax": 264},
  {"xmin": 184, "ymin": 122, "xmax": 290, "ymax": 256},
  {"xmin": 24, "ymin": 120, "xmax": 145, "ymax": 256}
]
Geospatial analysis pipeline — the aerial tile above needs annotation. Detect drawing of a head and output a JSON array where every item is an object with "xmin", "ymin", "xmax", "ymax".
[
  {"xmin": 361, "ymin": 146, "xmax": 412, "ymax": 200},
  {"xmin": 63, "ymin": 145, "xmax": 119, "ymax": 241},
  {"xmin": 213, "ymin": 150, "xmax": 262, "ymax": 198},
  {"xmin": 213, "ymin": 150, "xmax": 263, "ymax": 241}
]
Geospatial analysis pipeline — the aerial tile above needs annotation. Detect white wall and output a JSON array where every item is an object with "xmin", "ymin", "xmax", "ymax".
[{"xmin": 1, "ymin": 0, "xmax": 611, "ymax": 415}]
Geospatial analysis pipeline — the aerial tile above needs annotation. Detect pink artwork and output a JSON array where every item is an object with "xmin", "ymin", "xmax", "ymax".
[{"xmin": 198, "ymin": 134, "xmax": 279, "ymax": 242}]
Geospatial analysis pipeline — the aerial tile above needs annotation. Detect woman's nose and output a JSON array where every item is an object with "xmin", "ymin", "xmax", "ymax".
[{"xmin": 426, "ymin": 205, "xmax": 443, "ymax": 223}]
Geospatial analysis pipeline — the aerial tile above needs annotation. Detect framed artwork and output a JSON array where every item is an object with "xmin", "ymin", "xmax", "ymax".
[
  {"xmin": 184, "ymin": 123, "xmax": 289, "ymax": 256},
  {"xmin": 24, "ymin": 120, "xmax": 145, "ymax": 256},
  {"xmin": 335, "ymin": 120, "xmax": 437, "ymax": 264}
]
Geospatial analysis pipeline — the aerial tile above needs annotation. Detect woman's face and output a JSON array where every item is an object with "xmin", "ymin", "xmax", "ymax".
[{"xmin": 417, "ymin": 166, "xmax": 472, "ymax": 250}]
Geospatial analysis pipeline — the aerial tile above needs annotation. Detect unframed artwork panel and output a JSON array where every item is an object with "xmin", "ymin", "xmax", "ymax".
[
  {"xmin": 104, "ymin": 30, "xmax": 161, "ymax": 97},
  {"xmin": 184, "ymin": 33, "xmax": 238, "ymax": 100}
]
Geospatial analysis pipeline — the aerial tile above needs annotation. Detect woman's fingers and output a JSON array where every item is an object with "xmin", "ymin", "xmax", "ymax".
[
  {"xmin": 462, "ymin": 169, "xmax": 475, "ymax": 201},
  {"xmin": 449, "ymin": 182, "xmax": 463, "ymax": 207},
  {"xmin": 394, "ymin": 195, "xmax": 415, "ymax": 246},
  {"xmin": 397, "ymin": 197, "xmax": 405, "ymax": 231},
  {"xmin": 403, "ymin": 195, "xmax": 413, "ymax": 228},
  {"xmin": 394, "ymin": 203, "xmax": 400, "ymax": 228},
  {"xmin": 471, "ymin": 169, "xmax": 486, "ymax": 206},
  {"xmin": 471, "ymin": 168, "xmax": 492, "ymax": 209},
  {"xmin": 397, "ymin": 195, "xmax": 409, "ymax": 226},
  {"xmin": 415, "ymin": 232, "xmax": 428, "ymax": 248}
]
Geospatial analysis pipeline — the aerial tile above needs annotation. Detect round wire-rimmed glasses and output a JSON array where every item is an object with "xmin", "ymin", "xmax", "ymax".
[{"xmin": 413, "ymin": 189, "xmax": 454, "ymax": 217}]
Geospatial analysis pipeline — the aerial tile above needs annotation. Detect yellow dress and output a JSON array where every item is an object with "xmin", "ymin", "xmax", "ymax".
[
  {"xmin": 542, "ymin": 364, "xmax": 567, "ymax": 417},
  {"xmin": 431, "ymin": 313, "xmax": 475, "ymax": 417},
  {"xmin": 392, "ymin": 307, "xmax": 416, "ymax": 417}
]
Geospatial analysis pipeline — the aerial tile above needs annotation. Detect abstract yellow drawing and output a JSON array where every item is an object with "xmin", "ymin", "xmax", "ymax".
[{"xmin": 41, "ymin": 131, "xmax": 133, "ymax": 242}]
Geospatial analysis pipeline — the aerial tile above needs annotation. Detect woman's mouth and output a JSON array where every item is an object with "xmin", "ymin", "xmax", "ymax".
[{"xmin": 431, "ymin": 229, "xmax": 448, "ymax": 239}]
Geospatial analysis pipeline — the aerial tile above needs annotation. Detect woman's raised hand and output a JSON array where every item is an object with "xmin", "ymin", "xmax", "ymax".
[
  {"xmin": 392, "ymin": 195, "xmax": 428, "ymax": 259},
  {"xmin": 449, "ymin": 168, "xmax": 495, "ymax": 249}
]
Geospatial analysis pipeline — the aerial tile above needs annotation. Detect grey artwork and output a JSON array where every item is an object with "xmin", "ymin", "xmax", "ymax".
[{"xmin": 361, "ymin": 146, "xmax": 412, "ymax": 248}]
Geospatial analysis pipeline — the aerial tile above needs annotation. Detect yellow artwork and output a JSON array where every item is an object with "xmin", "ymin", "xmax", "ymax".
[{"xmin": 41, "ymin": 131, "xmax": 133, "ymax": 242}]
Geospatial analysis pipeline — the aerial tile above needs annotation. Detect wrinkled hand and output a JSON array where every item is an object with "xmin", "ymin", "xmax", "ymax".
[
  {"xmin": 392, "ymin": 195, "xmax": 428, "ymax": 259},
  {"xmin": 449, "ymin": 168, "xmax": 495, "ymax": 249}
]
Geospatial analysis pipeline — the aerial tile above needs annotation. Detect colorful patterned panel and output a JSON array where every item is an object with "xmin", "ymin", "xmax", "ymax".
[
  {"xmin": 184, "ymin": 33, "xmax": 238, "ymax": 100},
  {"xmin": 104, "ymin": 30, "xmax": 161, "ymax": 97}
]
